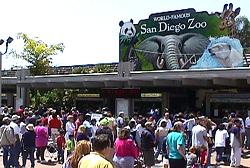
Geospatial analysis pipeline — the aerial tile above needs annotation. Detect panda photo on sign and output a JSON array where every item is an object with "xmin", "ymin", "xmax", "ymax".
[
  {"xmin": 119, "ymin": 19, "xmax": 139, "ymax": 69},
  {"xmin": 119, "ymin": 19, "xmax": 136, "ymax": 39}
]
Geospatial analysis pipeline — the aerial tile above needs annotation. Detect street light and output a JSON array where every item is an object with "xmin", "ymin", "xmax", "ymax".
[{"xmin": 0, "ymin": 36, "xmax": 13, "ymax": 108}]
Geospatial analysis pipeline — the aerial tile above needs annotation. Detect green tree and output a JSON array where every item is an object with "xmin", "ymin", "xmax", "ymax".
[
  {"xmin": 13, "ymin": 33, "xmax": 65, "ymax": 75},
  {"xmin": 11, "ymin": 33, "xmax": 65, "ymax": 108},
  {"xmin": 236, "ymin": 16, "xmax": 250, "ymax": 48}
]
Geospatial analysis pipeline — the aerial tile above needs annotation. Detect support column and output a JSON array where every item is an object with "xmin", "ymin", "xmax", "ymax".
[
  {"xmin": 115, "ymin": 98, "xmax": 134, "ymax": 117},
  {"xmin": 161, "ymin": 92, "xmax": 169, "ymax": 115},
  {"xmin": 118, "ymin": 62, "xmax": 134, "ymax": 77},
  {"xmin": 6, "ymin": 93, "xmax": 14, "ymax": 107},
  {"xmin": 205, "ymin": 94, "xmax": 211, "ymax": 117},
  {"xmin": 16, "ymin": 69, "xmax": 29, "ymax": 110}
]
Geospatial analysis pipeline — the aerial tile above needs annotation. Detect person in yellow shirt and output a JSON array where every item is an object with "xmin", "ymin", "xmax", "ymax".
[{"xmin": 78, "ymin": 134, "xmax": 113, "ymax": 168}]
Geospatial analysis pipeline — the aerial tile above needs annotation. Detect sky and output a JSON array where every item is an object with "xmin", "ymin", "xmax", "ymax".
[{"xmin": 1, "ymin": 0, "xmax": 249, "ymax": 70}]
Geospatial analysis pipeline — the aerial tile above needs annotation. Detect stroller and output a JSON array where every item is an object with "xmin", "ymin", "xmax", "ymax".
[{"xmin": 46, "ymin": 142, "xmax": 58, "ymax": 163}]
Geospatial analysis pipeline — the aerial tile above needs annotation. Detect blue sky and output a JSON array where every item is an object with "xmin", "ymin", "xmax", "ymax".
[{"xmin": 1, "ymin": 0, "xmax": 249, "ymax": 69}]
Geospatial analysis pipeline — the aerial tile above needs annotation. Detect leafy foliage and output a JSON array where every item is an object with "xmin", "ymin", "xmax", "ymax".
[
  {"xmin": 12, "ymin": 33, "xmax": 65, "ymax": 75},
  {"xmin": 11, "ymin": 33, "xmax": 67, "ymax": 108},
  {"xmin": 72, "ymin": 64, "xmax": 117, "ymax": 74},
  {"xmin": 30, "ymin": 89, "xmax": 79, "ymax": 109},
  {"xmin": 236, "ymin": 16, "xmax": 250, "ymax": 48}
]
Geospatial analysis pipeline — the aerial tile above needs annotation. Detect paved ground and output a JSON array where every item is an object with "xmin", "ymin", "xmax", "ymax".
[{"xmin": 1, "ymin": 149, "xmax": 250, "ymax": 168}]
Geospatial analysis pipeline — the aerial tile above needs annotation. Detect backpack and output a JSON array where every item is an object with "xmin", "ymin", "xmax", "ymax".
[
  {"xmin": 0, "ymin": 126, "xmax": 13, "ymax": 147},
  {"xmin": 0, "ymin": 126, "xmax": 7, "ymax": 147}
]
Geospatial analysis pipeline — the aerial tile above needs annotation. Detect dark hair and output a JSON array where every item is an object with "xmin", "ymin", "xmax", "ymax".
[
  {"xmin": 52, "ymin": 112, "xmax": 57, "ymax": 118},
  {"xmin": 92, "ymin": 134, "xmax": 110, "ymax": 152},
  {"xmin": 234, "ymin": 119, "xmax": 241, "ymax": 124},
  {"xmin": 218, "ymin": 123, "xmax": 225, "ymax": 130},
  {"xmin": 59, "ymin": 129, "xmax": 65, "ymax": 135},
  {"xmin": 36, "ymin": 119, "xmax": 43, "ymax": 126},
  {"xmin": 91, "ymin": 118, "xmax": 97, "ymax": 124},
  {"xmin": 69, "ymin": 134, "xmax": 74, "ymax": 139}
]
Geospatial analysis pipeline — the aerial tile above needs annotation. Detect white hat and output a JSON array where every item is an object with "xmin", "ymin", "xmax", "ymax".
[
  {"xmin": 11, "ymin": 115, "xmax": 20, "ymax": 121},
  {"xmin": 3, "ymin": 117, "xmax": 11, "ymax": 122},
  {"xmin": 119, "ymin": 111, "xmax": 124, "ymax": 115},
  {"xmin": 26, "ymin": 124, "xmax": 34, "ymax": 131}
]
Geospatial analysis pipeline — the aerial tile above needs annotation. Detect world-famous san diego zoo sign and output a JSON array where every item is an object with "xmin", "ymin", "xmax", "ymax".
[{"xmin": 119, "ymin": 3, "xmax": 244, "ymax": 71}]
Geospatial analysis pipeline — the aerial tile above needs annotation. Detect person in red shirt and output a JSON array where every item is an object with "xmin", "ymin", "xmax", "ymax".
[
  {"xmin": 75, "ymin": 113, "xmax": 84, "ymax": 132},
  {"xmin": 41, "ymin": 113, "xmax": 49, "ymax": 126},
  {"xmin": 16, "ymin": 105, "xmax": 24, "ymax": 117},
  {"xmin": 56, "ymin": 129, "xmax": 66, "ymax": 163},
  {"xmin": 49, "ymin": 112, "xmax": 62, "ymax": 144}
]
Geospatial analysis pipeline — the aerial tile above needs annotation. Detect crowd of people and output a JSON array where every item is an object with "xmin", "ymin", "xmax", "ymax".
[{"xmin": 0, "ymin": 105, "xmax": 249, "ymax": 168}]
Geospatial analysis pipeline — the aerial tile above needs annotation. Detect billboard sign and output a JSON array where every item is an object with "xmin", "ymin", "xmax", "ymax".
[{"xmin": 119, "ymin": 3, "xmax": 244, "ymax": 71}]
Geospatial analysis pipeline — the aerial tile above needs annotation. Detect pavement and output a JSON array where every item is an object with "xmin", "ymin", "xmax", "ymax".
[{"xmin": 1, "ymin": 149, "xmax": 250, "ymax": 168}]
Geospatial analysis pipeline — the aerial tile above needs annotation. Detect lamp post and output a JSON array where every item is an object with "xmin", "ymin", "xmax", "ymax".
[{"xmin": 0, "ymin": 37, "xmax": 13, "ymax": 108}]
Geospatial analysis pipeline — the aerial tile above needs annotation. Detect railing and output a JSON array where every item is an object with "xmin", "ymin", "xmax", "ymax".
[
  {"xmin": 243, "ymin": 53, "xmax": 250, "ymax": 67},
  {"xmin": 1, "ymin": 63, "xmax": 119, "ymax": 77}
]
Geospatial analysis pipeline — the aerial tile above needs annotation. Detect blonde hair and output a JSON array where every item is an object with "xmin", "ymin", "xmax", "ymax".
[
  {"xmin": 189, "ymin": 146, "xmax": 196, "ymax": 153},
  {"xmin": 119, "ymin": 128, "xmax": 130, "ymax": 139},
  {"xmin": 173, "ymin": 121, "xmax": 183, "ymax": 131},
  {"xmin": 69, "ymin": 140, "xmax": 91, "ymax": 168},
  {"xmin": 77, "ymin": 125, "xmax": 86, "ymax": 133}
]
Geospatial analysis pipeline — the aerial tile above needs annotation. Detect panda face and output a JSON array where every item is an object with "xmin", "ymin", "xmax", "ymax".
[{"xmin": 119, "ymin": 19, "xmax": 136, "ymax": 38}]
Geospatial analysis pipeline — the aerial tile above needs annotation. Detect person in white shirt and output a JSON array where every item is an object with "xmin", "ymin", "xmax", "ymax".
[
  {"xmin": 215, "ymin": 123, "xmax": 229, "ymax": 165},
  {"xmin": 10, "ymin": 115, "xmax": 21, "ymax": 168},
  {"xmin": 245, "ymin": 113, "xmax": 250, "ymax": 149},
  {"xmin": 65, "ymin": 115, "xmax": 76, "ymax": 141},
  {"xmin": 184, "ymin": 113, "xmax": 196, "ymax": 148},
  {"xmin": 191, "ymin": 117, "xmax": 208, "ymax": 148},
  {"xmin": 157, "ymin": 112, "xmax": 172, "ymax": 129}
]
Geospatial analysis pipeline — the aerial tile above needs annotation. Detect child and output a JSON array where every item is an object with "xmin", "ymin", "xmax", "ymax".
[
  {"xmin": 56, "ymin": 129, "xmax": 66, "ymax": 163},
  {"xmin": 186, "ymin": 146, "xmax": 198, "ymax": 168},
  {"xmin": 215, "ymin": 123, "xmax": 229, "ymax": 166},
  {"xmin": 66, "ymin": 134, "xmax": 75, "ymax": 157},
  {"xmin": 199, "ymin": 145, "xmax": 208, "ymax": 168}
]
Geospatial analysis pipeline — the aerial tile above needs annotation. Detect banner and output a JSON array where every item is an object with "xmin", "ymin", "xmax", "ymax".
[{"xmin": 119, "ymin": 3, "xmax": 244, "ymax": 71}]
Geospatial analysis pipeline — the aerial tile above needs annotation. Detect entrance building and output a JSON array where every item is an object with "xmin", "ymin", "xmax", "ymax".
[{"xmin": 8, "ymin": 62, "xmax": 250, "ymax": 118}]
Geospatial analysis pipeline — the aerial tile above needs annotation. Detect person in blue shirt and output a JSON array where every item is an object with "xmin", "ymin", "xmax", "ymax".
[{"xmin": 166, "ymin": 121, "xmax": 186, "ymax": 168}]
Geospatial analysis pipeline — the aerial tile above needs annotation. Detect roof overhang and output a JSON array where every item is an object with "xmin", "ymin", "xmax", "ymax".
[{"xmin": 13, "ymin": 68, "xmax": 250, "ymax": 88}]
